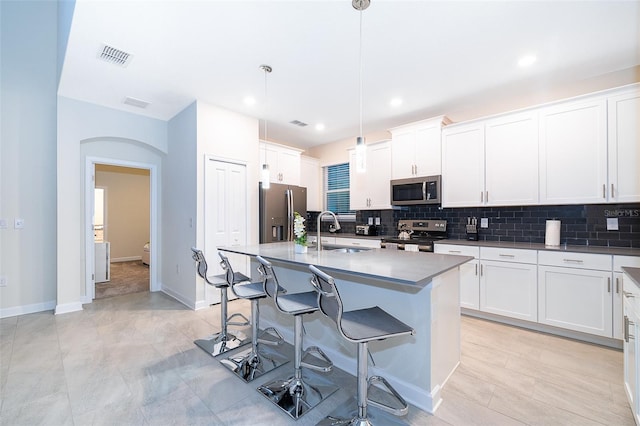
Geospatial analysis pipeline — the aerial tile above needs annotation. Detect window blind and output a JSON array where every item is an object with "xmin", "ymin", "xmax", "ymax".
[{"xmin": 325, "ymin": 163, "xmax": 352, "ymax": 215}]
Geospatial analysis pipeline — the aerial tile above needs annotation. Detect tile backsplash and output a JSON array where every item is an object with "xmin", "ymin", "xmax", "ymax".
[{"xmin": 308, "ymin": 203, "xmax": 640, "ymax": 248}]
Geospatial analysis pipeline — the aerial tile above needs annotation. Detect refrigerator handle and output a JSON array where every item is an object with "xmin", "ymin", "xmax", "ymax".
[{"xmin": 287, "ymin": 189, "xmax": 294, "ymax": 241}]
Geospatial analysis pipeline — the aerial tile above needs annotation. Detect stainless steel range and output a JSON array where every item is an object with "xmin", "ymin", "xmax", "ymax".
[{"xmin": 381, "ymin": 219, "xmax": 448, "ymax": 252}]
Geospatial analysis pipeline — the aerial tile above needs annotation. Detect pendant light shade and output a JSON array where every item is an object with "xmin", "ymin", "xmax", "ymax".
[
  {"xmin": 260, "ymin": 64, "xmax": 272, "ymax": 189},
  {"xmin": 354, "ymin": 0, "xmax": 369, "ymax": 173}
]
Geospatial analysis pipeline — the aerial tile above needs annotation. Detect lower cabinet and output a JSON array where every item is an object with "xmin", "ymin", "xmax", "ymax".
[
  {"xmin": 434, "ymin": 244, "xmax": 480, "ymax": 310},
  {"xmin": 480, "ymin": 260, "xmax": 537, "ymax": 322},
  {"xmin": 623, "ymin": 271, "xmax": 640, "ymax": 424},
  {"xmin": 538, "ymin": 266, "xmax": 613, "ymax": 337}
]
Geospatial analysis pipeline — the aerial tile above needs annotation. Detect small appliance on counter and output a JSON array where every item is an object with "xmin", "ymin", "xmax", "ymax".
[
  {"xmin": 380, "ymin": 219, "xmax": 447, "ymax": 252},
  {"xmin": 466, "ymin": 217, "xmax": 478, "ymax": 241},
  {"xmin": 355, "ymin": 224, "xmax": 377, "ymax": 236}
]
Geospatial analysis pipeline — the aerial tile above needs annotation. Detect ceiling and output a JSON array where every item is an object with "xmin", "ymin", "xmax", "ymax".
[{"xmin": 58, "ymin": 0, "xmax": 640, "ymax": 149}]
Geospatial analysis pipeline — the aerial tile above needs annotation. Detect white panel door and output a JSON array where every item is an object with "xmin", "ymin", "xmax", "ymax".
[
  {"xmin": 485, "ymin": 112, "xmax": 539, "ymax": 206},
  {"xmin": 480, "ymin": 260, "xmax": 537, "ymax": 321},
  {"xmin": 539, "ymin": 98, "xmax": 607, "ymax": 204},
  {"xmin": 205, "ymin": 159, "xmax": 247, "ymax": 304},
  {"xmin": 442, "ymin": 123, "xmax": 485, "ymax": 207},
  {"xmin": 608, "ymin": 89, "xmax": 640, "ymax": 203},
  {"xmin": 538, "ymin": 266, "xmax": 612, "ymax": 337}
]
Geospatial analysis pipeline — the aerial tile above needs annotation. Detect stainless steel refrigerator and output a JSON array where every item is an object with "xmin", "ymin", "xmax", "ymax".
[{"xmin": 259, "ymin": 182, "xmax": 307, "ymax": 243}]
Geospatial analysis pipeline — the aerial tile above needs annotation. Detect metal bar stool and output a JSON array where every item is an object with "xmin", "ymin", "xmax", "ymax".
[
  {"xmin": 255, "ymin": 256, "xmax": 338, "ymax": 420},
  {"xmin": 309, "ymin": 264, "xmax": 415, "ymax": 426},
  {"xmin": 217, "ymin": 252, "xmax": 290, "ymax": 382},
  {"xmin": 191, "ymin": 247, "xmax": 250, "ymax": 356}
]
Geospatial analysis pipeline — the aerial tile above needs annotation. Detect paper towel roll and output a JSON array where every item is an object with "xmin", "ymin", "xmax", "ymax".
[{"xmin": 545, "ymin": 220, "xmax": 561, "ymax": 246}]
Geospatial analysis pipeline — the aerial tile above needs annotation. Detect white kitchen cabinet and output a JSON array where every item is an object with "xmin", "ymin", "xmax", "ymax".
[
  {"xmin": 260, "ymin": 141, "xmax": 302, "ymax": 185},
  {"xmin": 349, "ymin": 140, "xmax": 392, "ymax": 210},
  {"xmin": 615, "ymin": 256, "xmax": 640, "ymax": 340},
  {"xmin": 479, "ymin": 248, "xmax": 538, "ymax": 322},
  {"xmin": 624, "ymin": 271, "xmax": 640, "ymax": 425},
  {"xmin": 441, "ymin": 122, "xmax": 485, "ymax": 207},
  {"xmin": 300, "ymin": 155, "xmax": 322, "ymax": 211},
  {"xmin": 539, "ymin": 97, "xmax": 608, "ymax": 204},
  {"xmin": 484, "ymin": 112, "xmax": 539, "ymax": 206},
  {"xmin": 608, "ymin": 87, "xmax": 640, "ymax": 203},
  {"xmin": 390, "ymin": 116, "xmax": 449, "ymax": 179},
  {"xmin": 435, "ymin": 244, "xmax": 480, "ymax": 310},
  {"xmin": 538, "ymin": 251, "xmax": 613, "ymax": 337}
]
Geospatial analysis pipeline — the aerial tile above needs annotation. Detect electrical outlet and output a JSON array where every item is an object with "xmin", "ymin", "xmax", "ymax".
[
  {"xmin": 480, "ymin": 218, "xmax": 489, "ymax": 229},
  {"xmin": 0, "ymin": 276, "xmax": 7, "ymax": 287},
  {"xmin": 368, "ymin": 217, "xmax": 373, "ymax": 225},
  {"xmin": 375, "ymin": 217, "xmax": 381, "ymax": 225}
]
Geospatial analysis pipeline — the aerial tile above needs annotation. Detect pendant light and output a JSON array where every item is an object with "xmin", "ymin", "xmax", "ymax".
[
  {"xmin": 260, "ymin": 64, "xmax": 272, "ymax": 189},
  {"xmin": 353, "ymin": 0, "xmax": 370, "ymax": 173}
]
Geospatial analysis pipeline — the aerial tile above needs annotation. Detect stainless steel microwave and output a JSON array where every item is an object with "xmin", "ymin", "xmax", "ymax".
[{"xmin": 390, "ymin": 175, "xmax": 441, "ymax": 206}]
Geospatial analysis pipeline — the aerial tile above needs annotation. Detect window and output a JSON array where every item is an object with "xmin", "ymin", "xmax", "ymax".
[{"xmin": 324, "ymin": 162, "xmax": 354, "ymax": 219}]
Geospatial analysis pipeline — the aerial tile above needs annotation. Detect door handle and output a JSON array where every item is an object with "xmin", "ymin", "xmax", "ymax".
[
  {"xmin": 616, "ymin": 277, "xmax": 620, "ymax": 294},
  {"xmin": 607, "ymin": 277, "xmax": 611, "ymax": 293}
]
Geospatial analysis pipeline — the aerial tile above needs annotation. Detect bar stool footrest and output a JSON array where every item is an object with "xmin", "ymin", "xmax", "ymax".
[
  {"xmin": 258, "ymin": 327, "xmax": 285, "ymax": 346},
  {"xmin": 366, "ymin": 375, "xmax": 409, "ymax": 417},
  {"xmin": 227, "ymin": 312, "xmax": 250, "ymax": 327},
  {"xmin": 194, "ymin": 330, "xmax": 248, "ymax": 357},
  {"xmin": 300, "ymin": 345, "xmax": 333, "ymax": 372}
]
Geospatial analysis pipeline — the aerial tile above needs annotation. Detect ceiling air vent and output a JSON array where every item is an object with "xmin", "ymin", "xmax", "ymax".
[
  {"xmin": 289, "ymin": 120, "xmax": 308, "ymax": 127},
  {"xmin": 98, "ymin": 44, "xmax": 133, "ymax": 67},
  {"xmin": 123, "ymin": 96, "xmax": 150, "ymax": 109}
]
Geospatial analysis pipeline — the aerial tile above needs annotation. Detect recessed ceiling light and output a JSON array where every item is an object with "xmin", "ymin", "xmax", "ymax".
[
  {"xmin": 390, "ymin": 98, "xmax": 403, "ymax": 107},
  {"xmin": 518, "ymin": 55, "xmax": 537, "ymax": 67},
  {"xmin": 243, "ymin": 96, "xmax": 256, "ymax": 106},
  {"xmin": 315, "ymin": 123, "xmax": 325, "ymax": 131}
]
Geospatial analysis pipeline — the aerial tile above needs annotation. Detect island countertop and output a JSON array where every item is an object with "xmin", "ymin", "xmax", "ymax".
[{"xmin": 218, "ymin": 242, "xmax": 472, "ymax": 290}]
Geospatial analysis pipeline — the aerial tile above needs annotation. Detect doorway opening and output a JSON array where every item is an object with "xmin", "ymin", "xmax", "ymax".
[{"xmin": 85, "ymin": 157, "xmax": 158, "ymax": 302}]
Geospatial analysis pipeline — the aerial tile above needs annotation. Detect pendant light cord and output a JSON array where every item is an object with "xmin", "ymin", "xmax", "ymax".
[
  {"xmin": 358, "ymin": 9, "xmax": 363, "ymax": 138},
  {"xmin": 264, "ymin": 67, "xmax": 268, "ymax": 142}
]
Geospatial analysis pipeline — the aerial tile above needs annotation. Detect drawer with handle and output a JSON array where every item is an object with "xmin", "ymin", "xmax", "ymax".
[
  {"xmin": 434, "ymin": 244, "xmax": 479, "ymax": 259},
  {"xmin": 480, "ymin": 247, "xmax": 537, "ymax": 264},
  {"xmin": 538, "ymin": 251, "xmax": 612, "ymax": 271}
]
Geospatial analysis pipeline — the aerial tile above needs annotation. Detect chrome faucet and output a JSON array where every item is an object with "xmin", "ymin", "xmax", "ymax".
[{"xmin": 317, "ymin": 211, "xmax": 341, "ymax": 252}]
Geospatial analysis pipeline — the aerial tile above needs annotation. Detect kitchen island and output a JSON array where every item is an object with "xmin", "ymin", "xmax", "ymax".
[{"xmin": 218, "ymin": 242, "xmax": 472, "ymax": 413}]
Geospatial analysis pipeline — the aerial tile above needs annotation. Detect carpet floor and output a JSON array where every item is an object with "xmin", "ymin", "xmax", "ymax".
[{"xmin": 95, "ymin": 260, "xmax": 149, "ymax": 299}]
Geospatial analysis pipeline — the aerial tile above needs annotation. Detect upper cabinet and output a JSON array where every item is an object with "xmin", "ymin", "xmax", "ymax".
[
  {"xmin": 608, "ymin": 87, "xmax": 640, "ymax": 203},
  {"xmin": 390, "ymin": 116, "xmax": 450, "ymax": 179},
  {"xmin": 539, "ymin": 97, "xmax": 608, "ymax": 204},
  {"xmin": 260, "ymin": 141, "xmax": 303, "ymax": 186},
  {"xmin": 442, "ymin": 112, "xmax": 539, "ymax": 208},
  {"xmin": 300, "ymin": 155, "xmax": 322, "ymax": 211},
  {"xmin": 349, "ymin": 140, "xmax": 392, "ymax": 210}
]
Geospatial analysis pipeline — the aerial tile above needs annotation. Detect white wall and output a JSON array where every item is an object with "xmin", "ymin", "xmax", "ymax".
[
  {"xmin": 305, "ymin": 130, "xmax": 391, "ymax": 167},
  {"xmin": 57, "ymin": 97, "xmax": 167, "ymax": 313},
  {"xmin": 0, "ymin": 1, "xmax": 58, "ymax": 317},
  {"xmin": 162, "ymin": 102, "xmax": 198, "ymax": 307}
]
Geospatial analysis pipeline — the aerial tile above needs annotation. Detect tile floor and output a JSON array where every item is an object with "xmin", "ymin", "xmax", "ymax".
[{"xmin": 0, "ymin": 290, "xmax": 634, "ymax": 425}]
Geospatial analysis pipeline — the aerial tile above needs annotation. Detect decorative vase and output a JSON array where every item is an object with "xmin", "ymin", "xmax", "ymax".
[{"xmin": 294, "ymin": 243, "xmax": 308, "ymax": 254}]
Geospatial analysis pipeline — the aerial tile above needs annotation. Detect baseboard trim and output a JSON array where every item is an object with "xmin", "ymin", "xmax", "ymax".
[
  {"xmin": 194, "ymin": 300, "xmax": 210, "ymax": 310},
  {"xmin": 160, "ymin": 286, "xmax": 196, "ymax": 310},
  {"xmin": 0, "ymin": 300, "xmax": 57, "ymax": 319},
  {"xmin": 55, "ymin": 301, "xmax": 84, "ymax": 315},
  {"xmin": 111, "ymin": 256, "xmax": 142, "ymax": 263}
]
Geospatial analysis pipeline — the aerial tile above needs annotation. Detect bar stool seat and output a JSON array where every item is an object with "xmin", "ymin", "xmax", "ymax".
[
  {"xmin": 191, "ymin": 248, "xmax": 250, "ymax": 357},
  {"xmin": 255, "ymin": 256, "xmax": 338, "ymax": 420},
  {"xmin": 218, "ymin": 252, "xmax": 290, "ymax": 382},
  {"xmin": 310, "ymin": 265, "xmax": 415, "ymax": 426}
]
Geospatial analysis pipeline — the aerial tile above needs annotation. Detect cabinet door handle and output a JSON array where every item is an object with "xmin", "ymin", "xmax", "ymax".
[
  {"xmin": 562, "ymin": 259, "xmax": 584, "ymax": 264},
  {"xmin": 602, "ymin": 184, "xmax": 606, "ymax": 199},
  {"xmin": 625, "ymin": 316, "xmax": 634, "ymax": 342},
  {"xmin": 616, "ymin": 277, "xmax": 620, "ymax": 294},
  {"xmin": 448, "ymin": 250, "xmax": 462, "ymax": 253},
  {"xmin": 499, "ymin": 254, "xmax": 515, "ymax": 258},
  {"xmin": 352, "ymin": 242, "xmax": 360, "ymax": 245},
  {"xmin": 607, "ymin": 277, "xmax": 611, "ymax": 293},
  {"xmin": 480, "ymin": 192, "xmax": 484, "ymax": 203},
  {"xmin": 611, "ymin": 183, "xmax": 615, "ymax": 198},
  {"xmin": 480, "ymin": 264, "xmax": 484, "ymax": 276},
  {"xmin": 475, "ymin": 263, "xmax": 478, "ymax": 276},
  {"xmin": 624, "ymin": 291, "xmax": 636, "ymax": 299},
  {"xmin": 486, "ymin": 191, "xmax": 489, "ymax": 203}
]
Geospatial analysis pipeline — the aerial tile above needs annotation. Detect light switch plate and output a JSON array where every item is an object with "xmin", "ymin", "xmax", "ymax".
[
  {"xmin": 368, "ymin": 217, "xmax": 373, "ymax": 225},
  {"xmin": 480, "ymin": 218, "xmax": 489, "ymax": 228},
  {"xmin": 375, "ymin": 217, "xmax": 381, "ymax": 225},
  {"xmin": 607, "ymin": 217, "xmax": 619, "ymax": 231}
]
